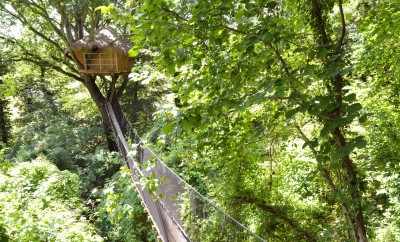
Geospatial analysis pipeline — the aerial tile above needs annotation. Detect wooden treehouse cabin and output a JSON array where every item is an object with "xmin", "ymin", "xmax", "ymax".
[{"xmin": 70, "ymin": 29, "xmax": 134, "ymax": 75}]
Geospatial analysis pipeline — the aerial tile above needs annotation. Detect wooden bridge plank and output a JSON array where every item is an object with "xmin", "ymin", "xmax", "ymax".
[{"xmin": 105, "ymin": 102, "xmax": 189, "ymax": 242}]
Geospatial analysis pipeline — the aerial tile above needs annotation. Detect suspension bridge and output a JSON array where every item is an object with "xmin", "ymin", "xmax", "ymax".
[{"xmin": 105, "ymin": 102, "xmax": 267, "ymax": 242}]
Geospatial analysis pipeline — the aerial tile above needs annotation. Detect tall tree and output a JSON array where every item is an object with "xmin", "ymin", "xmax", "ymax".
[
  {"xmin": 302, "ymin": 1, "xmax": 367, "ymax": 240},
  {"xmin": 0, "ymin": 87, "xmax": 10, "ymax": 147},
  {"xmin": 0, "ymin": 0, "xmax": 131, "ymax": 151},
  {"xmin": 0, "ymin": 57, "xmax": 10, "ymax": 147},
  {"xmin": 129, "ymin": 0, "xmax": 369, "ymax": 240}
]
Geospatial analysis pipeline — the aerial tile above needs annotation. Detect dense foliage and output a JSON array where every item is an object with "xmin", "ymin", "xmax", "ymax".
[
  {"xmin": 0, "ymin": 0, "xmax": 399, "ymax": 241},
  {"xmin": 95, "ymin": 167, "xmax": 157, "ymax": 242},
  {"xmin": 0, "ymin": 158, "xmax": 102, "ymax": 241}
]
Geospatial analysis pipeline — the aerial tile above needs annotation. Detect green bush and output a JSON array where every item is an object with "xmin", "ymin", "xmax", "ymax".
[
  {"xmin": 0, "ymin": 157, "xmax": 103, "ymax": 241},
  {"xmin": 95, "ymin": 167, "xmax": 157, "ymax": 242}
]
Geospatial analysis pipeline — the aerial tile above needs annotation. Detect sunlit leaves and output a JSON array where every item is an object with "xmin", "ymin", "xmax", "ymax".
[
  {"xmin": 0, "ymin": 158, "xmax": 103, "ymax": 241},
  {"xmin": 126, "ymin": 0, "xmax": 375, "ymax": 240},
  {"xmin": 95, "ymin": 167, "xmax": 157, "ymax": 242}
]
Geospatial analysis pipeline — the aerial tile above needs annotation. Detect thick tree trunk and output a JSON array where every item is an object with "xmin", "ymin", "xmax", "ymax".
[
  {"xmin": 0, "ymin": 79, "xmax": 9, "ymax": 146},
  {"xmin": 332, "ymin": 128, "xmax": 368, "ymax": 242},
  {"xmin": 0, "ymin": 98, "xmax": 9, "ymax": 146},
  {"xmin": 100, "ymin": 105, "xmax": 119, "ymax": 152},
  {"xmin": 127, "ymin": 81, "xmax": 141, "ymax": 124},
  {"xmin": 78, "ymin": 76, "xmax": 131, "ymax": 201},
  {"xmin": 83, "ymin": 76, "xmax": 128, "ymax": 152},
  {"xmin": 331, "ymin": 74, "xmax": 368, "ymax": 242},
  {"xmin": 333, "ymin": 128, "xmax": 368, "ymax": 242},
  {"xmin": 308, "ymin": 1, "xmax": 368, "ymax": 241},
  {"xmin": 354, "ymin": 209, "xmax": 368, "ymax": 242}
]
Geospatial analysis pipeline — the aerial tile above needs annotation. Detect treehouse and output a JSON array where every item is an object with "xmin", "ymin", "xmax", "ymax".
[{"xmin": 70, "ymin": 29, "xmax": 134, "ymax": 75}]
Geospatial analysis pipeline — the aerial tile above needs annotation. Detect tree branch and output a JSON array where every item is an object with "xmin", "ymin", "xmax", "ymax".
[
  {"xmin": 1, "ymin": 4, "xmax": 65, "ymax": 54},
  {"xmin": 235, "ymin": 195, "xmax": 317, "ymax": 242},
  {"xmin": 160, "ymin": 7, "xmax": 189, "ymax": 22},
  {"xmin": 335, "ymin": 0, "xmax": 346, "ymax": 53},
  {"xmin": 22, "ymin": 1, "xmax": 69, "ymax": 44},
  {"xmin": 310, "ymin": 0, "xmax": 331, "ymax": 46},
  {"xmin": 295, "ymin": 125, "xmax": 338, "ymax": 192},
  {"xmin": 115, "ymin": 74, "xmax": 130, "ymax": 98},
  {"xmin": 106, "ymin": 75, "xmax": 118, "ymax": 100}
]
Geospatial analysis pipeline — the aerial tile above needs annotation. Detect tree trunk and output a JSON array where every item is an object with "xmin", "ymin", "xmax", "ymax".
[
  {"xmin": 0, "ymin": 79, "xmax": 9, "ymax": 146},
  {"xmin": 83, "ymin": 76, "xmax": 128, "ymax": 152},
  {"xmin": 0, "ymin": 98, "xmax": 9, "ymax": 146},
  {"xmin": 306, "ymin": 1, "xmax": 368, "ymax": 240},
  {"xmin": 333, "ymin": 127, "xmax": 368, "ymax": 242},
  {"xmin": 127, "ymin": 81, "xmax": 141, "ymax": 125},
  {"xmin": 100, "ymin": 105, "xmax": 119, "ymax": 152},
  {"xmin": 331, "ymin": 73, "xmax": 368, "ymax": 242}
]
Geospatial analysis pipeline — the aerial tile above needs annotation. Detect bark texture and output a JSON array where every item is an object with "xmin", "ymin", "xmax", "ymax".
[
  {"xmin": 83, "ymin": 76, "xmax": 128, "ymax": 152},
  {"xmin": 0, "ymin": 98, "xmax": 9, "ymax": 145},
  {"xmin": 309, "ymin": 1, "xmax": 368, "ymax": 241},
  {"xmin": 0, "ymin": 79, "xmax": 9, "ymax": 146}
]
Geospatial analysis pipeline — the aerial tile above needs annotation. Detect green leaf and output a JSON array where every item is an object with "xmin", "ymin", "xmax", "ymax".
[
  {"xmin": 162, "ymin": 122, "xmax": 175, "ymax": 134},
  {"xmin": 128, "ymin": 48, "xmax": 140, "ymax": 57},
  {"xmin": 353, "ymin": 136, "xmax": 367, "ymax": 149},
  {"xmin": 95, "ymin": 4, "xmax": 115, "ymax": 15},
  {"xmin": 347, "ymin": 103, "xmax": 362, "ymax": 114},
  {"xmin": 359, "ymin": 114, "xmax": 368, "ymax": 124},
  {"xmin": 344, "ymin": 93, "xmax": 356, "ymax": 102}
]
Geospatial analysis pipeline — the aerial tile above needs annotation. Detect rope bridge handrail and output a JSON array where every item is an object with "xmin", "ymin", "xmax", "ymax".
[
  {"xmin": 128, "ymin": 128, "xmax": 267, "ymax": 242},
  {"xmin": 105, "ymin": 101, "xmax": 267, "ymax": 242}
]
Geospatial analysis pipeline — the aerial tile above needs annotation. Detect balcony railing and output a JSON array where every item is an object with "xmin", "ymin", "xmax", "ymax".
[{"xmin": 82, "ymin": 52, "xmax": 119, "ymax": 74}]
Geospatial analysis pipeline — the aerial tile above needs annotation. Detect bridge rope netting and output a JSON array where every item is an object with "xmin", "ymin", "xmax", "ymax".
[{"xmin": 105, "ymin": 102, "xmax": 267, "ymax": 242}]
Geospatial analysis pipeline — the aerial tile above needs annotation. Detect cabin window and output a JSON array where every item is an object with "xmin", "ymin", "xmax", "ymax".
[{"xmin": 83, "ymin": 52, "xmax": 118, "ymax": 73}]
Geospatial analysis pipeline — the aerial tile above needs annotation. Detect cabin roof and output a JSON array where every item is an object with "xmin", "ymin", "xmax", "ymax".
[{"xmin": 71, "ymin": 28, "xmax": 131, "ymax": 53}]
